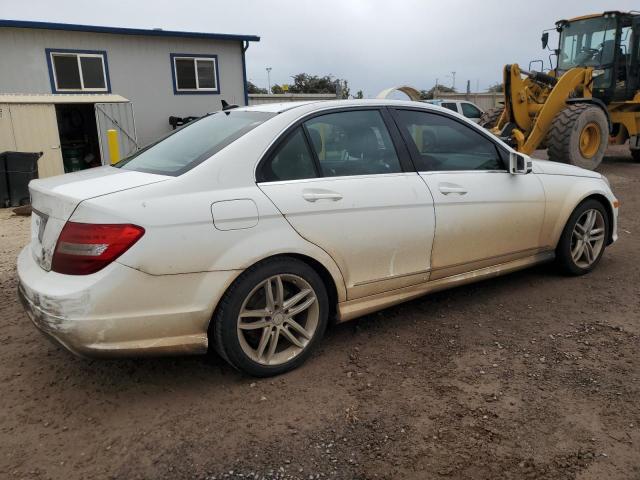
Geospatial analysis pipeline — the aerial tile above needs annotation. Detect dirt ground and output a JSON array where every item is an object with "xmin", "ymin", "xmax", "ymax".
[{"xmin": 1, "ymin": 147, "xmax": 638, "ymax": 480}]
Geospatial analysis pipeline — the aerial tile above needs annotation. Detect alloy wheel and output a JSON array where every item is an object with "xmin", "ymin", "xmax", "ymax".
[
  {"xmin": 571, "ymin": 209, "xmax": 606, "ymax": 268},
  {"xmin": 237, "ymin": 274, "xmax": 319, "ymax": 366}
]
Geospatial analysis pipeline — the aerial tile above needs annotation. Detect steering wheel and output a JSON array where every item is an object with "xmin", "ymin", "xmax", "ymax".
[
  {"xmin": 575, "ymin": 47, "xmax": 599, "ymax": 65},
  {"xmin": 581, "ymin": 47, "xmax": 599, "ymax": 56}
]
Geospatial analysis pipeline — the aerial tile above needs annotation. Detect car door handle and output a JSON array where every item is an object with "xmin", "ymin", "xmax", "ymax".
[
  {"xmin": 302, "ymin": 190, "xmax": 343, "ymax": 202},
  {"xmin": 439, "ymin": 185, "xmax": 467, "ymax": 195}
]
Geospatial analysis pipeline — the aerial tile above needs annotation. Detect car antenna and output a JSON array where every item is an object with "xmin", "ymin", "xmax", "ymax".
[{"xmin": 221, "ymin": 99, "xmax": 239, "ymax": 111}]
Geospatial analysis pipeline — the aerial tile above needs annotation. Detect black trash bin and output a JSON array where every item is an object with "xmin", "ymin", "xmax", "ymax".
[{"xmin": 0, "ymin": 151, "xmax": 42, "ymax": 208}]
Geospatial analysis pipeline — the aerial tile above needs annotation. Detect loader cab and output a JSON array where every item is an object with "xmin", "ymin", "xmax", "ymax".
[{"xmin": 555, "ymin": 12, "xmax": 640, "ymax": 103}]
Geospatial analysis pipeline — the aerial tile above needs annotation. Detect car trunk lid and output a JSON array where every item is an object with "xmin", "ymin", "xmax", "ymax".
[{"xmin": 29, "ymin": 166, "xmax": 169, "ymax": 271}]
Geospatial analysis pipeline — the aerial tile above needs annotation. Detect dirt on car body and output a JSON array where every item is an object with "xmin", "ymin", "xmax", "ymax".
[{"xmin": 0, "ymin": 147, "xmax": 638, "ymax": 480}]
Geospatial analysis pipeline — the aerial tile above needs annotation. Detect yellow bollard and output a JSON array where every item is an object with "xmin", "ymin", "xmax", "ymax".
[{"xmin": 107, "ymin": 129, "xmax": 120, "ymax": 164}]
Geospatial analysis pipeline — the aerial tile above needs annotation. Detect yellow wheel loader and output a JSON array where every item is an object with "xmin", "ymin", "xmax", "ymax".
[{"xmin": 480, "ymin": 11, "xmax": 640, "ymax": 169}]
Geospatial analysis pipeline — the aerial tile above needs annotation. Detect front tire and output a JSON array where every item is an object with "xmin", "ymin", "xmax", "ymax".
[
  {"xmin": 555, "ymin": 199, "xmax": 609, "ymax": 275},
  {"xmin": 547, "ymin": 104, "xmax": 608, "ymax": 170},
  {"xmin": 211, "ymin": 257, "xmax": 329, "ymax": 377}
]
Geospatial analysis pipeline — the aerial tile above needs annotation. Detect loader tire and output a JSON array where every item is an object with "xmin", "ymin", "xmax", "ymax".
[
  {"xmin": 547, "ymin": 104, "xmax": 608, "ymax": 170},
  {"xmin": 631, "ymin": 149, "xmax": 640, "ymax": 163},
  {"xmin": 478, "ymin": 107, "xmax": 504, "ymax": 129}
]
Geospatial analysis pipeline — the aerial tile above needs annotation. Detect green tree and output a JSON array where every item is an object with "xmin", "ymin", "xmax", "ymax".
[
  {"xmin": 271, "ymin": 84, "xmax": 284, "ymax": 94},
  {"xmin": 487, "ymin": 82, "xmax": 504, "ymax": 93},
  {"xmin": 247, "ymin": 81, "xmax": 267, "ymax": 94},
  {"xmin": 419, "ymin": 85, "xmax": 457, "ymax": 100},
  {"xmin": 287, "ymin": 73, "xmax": 350, "ymax": 99},
  {"xmin": 354, "ymin": 90, "xmax": 364, "ymax": 99}
]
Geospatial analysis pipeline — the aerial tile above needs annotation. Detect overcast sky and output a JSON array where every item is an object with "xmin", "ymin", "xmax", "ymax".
[{"xmin": 2, "ymin": 0, "xmax": 636, "ymax": 96}]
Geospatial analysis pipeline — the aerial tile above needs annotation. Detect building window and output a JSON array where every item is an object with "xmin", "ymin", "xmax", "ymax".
[
  {"xmin": 46, "ymin": 49, "xmax": 110, "ymax": 93},
  {"xmin": 170, "ymin": 54, "xmax": 219, "ymax": 94}
]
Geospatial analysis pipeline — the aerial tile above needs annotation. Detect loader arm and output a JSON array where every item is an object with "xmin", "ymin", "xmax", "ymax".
[{"xmin": 500, "ymin": 64, "xmax": 594, "ymax": 154}]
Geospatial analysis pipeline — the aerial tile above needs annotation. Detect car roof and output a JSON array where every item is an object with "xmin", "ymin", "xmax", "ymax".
[
  {"xmin": 423, "ymin": 99, "xmax": 474, "ymax": 104},
  {"xmin": 237, "ymin": 98, "xmax": 445, "ymax": 114}
]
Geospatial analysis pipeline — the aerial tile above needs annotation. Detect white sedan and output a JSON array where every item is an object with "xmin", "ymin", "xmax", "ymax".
[{"xmin": 17, "ymin": 100, "xmax": 618, "ymax": 377}]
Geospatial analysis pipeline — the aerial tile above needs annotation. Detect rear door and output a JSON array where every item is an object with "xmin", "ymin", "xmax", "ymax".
[
  {"xmin": 391, "ymin": 107, "xmax": 546, "ymax": 279},
  {"xmin": 95, "ymin": 102, "xmax": 138, "ymax": 164},
  {"xmin": 258, "ymin": 108, "xmax": 435, "ymax": 299}
]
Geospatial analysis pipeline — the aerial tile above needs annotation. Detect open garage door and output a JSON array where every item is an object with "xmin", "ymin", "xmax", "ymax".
[{"xmin": 95, "ymin": 102, "xmax": 138, "ymax": 165}]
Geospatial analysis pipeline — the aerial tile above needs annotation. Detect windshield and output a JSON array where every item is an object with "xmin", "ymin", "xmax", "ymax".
[
  {"xmin": 558, "ymin": 16, "xmax": 617, "ymax": 71},
  {"xmin": 116, "ymin": 110, "xmax": 275, "ymax": 176}
]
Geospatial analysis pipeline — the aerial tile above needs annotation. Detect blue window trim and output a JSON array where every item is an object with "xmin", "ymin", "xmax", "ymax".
[
  {"xmin": 241, "ymin": 42, "xmax": 249, "ymax": 106},
  {"xmin": 170, "ymin": 53, "xmax": 220, "ymax": 95},
  {"xmin": 45, "ymin": 48, "xmax": 112, "ymax": 94}
]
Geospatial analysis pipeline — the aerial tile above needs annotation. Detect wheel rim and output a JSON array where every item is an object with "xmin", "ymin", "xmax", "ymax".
[
  {"xmin": 571, "ymin": 209, "xmax": 606, "ymax": 268},
  {"xmin": 579, "ymin": 122, "xmax": 601, "ymax": 159},
  {"xmin": 237, "ymin": 274, "xmax": 319, "ymax": 366}
]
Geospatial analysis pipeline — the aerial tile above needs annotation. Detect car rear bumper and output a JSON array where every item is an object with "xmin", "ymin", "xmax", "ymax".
[{"xmin": 17, "ymin": 245, "xmax": 239, "ymax": 358}]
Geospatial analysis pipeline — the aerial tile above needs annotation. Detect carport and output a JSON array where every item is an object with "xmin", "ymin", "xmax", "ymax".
[{"xmin": 0, "ymin": 94, "xmax": 137, "ymax": 178}]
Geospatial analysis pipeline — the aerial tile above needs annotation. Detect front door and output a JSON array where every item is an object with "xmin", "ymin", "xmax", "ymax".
[
  {"xmin": 258, "ymin": 109, "xmax": 435, "ymax": 299},
  {"xmin": 391, "ymin": 108, "xmax": 546, "ymax": 279}
]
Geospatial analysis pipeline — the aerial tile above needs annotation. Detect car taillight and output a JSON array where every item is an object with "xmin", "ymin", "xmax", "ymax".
[{"xmin": 51, "ymin": 222, "xmax": 145, "ymax": 275}]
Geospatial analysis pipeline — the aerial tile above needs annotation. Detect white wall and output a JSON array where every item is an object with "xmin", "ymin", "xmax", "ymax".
[{"xmin": 0, "ymin": 27, "xmax": 248, "ymax": 145}]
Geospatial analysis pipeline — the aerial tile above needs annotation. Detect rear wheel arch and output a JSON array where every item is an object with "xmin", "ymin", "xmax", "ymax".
[
  {"xmin": 285, "ymin": 253, "xmax": 339, "ymax": 320},
  {"xmin": 207, "ymin": 254, "xmax": 341, "ymax": 375},
  {"xmin": 208, "ymin": 253, "xmax": 341, "ymax": 334}
]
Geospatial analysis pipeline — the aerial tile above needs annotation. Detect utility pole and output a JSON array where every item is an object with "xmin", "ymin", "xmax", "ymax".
[
  {"xmin": 451, "ymin": 71, "xmax": 456, "ymax": 90},
  {"xmin": 266, "ymin": 67, "xmax": 272, "ymax": 93},
  {"xmin": 434, "ymin": 78, "xmax": 439, "ymax": 99}
]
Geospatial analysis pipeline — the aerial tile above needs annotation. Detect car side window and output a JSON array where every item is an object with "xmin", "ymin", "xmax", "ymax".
[
  {"xmin": 261, "ymin": 127, "xmax": 318, "ymax": 182},
  {"xmin": 461, "ymin": 102, "xmax": 482, "ymax": 118},
  {"xmin": 395, "ymin": 109, "xmax": 505, "ymax": 172},
  {"xmin": 304, "ymin": 110, "xmax": 402, "ymax": 177},
  {"xmin": 441, "ymin": 102, "xmax": 458, "ymax": 113}
]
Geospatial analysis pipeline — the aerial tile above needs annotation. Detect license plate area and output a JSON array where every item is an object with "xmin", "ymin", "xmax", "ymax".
[
  {"xmin": 30, "ymin": 209, "xmax": 59, "ymax": 271},
  {"xmin": 31, "ymin": 209, "xmax": 49, "ymax": 247}
]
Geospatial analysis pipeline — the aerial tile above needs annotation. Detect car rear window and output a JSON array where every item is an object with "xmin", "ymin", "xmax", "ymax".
[{"xmin": 116, "ymin": 110, "xmax": 275, "ymax": 176}]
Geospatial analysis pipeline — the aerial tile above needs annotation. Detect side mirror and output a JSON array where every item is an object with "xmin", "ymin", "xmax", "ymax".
[
  {"xmin": 509, "ymin": 152, "xmax": 532, "ymax": 174},
  {"xmin": 541, "ymin": 32, "xmax": 549, "ymax": 50}
]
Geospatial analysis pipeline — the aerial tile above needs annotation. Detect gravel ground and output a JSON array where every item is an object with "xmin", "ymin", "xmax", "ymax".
[{"xmin": 0, "ymin": 148, "xmax": 638, "ymax": 480}]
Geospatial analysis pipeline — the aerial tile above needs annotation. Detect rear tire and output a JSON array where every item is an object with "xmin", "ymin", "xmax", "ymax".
[
  {"xmin": 478, "ymin": 107, "xmax": 504, "ymax": 129},
  {"xmin": 211, "ymin": 257, "xmax": 329, "ymax": 377},
  {"xmin": 631, "ymin": 149, "xmax": 640, "ymax": 163},
  {"xmin": 555, "ymin": 199, "xmax": 609, "ymax": 276},
  {"xmin": 547, "ymin": 104, "xmax": 608, "ymax": 170}
]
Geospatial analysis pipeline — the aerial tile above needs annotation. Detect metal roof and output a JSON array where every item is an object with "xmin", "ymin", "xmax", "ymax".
[
  {"xmin": 0, "ymin": 93, "xmax": 129, "ymax": 104},
  {"xmin": 0, "ymin": 19, "xmax": 260, "ymax": 43}
]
